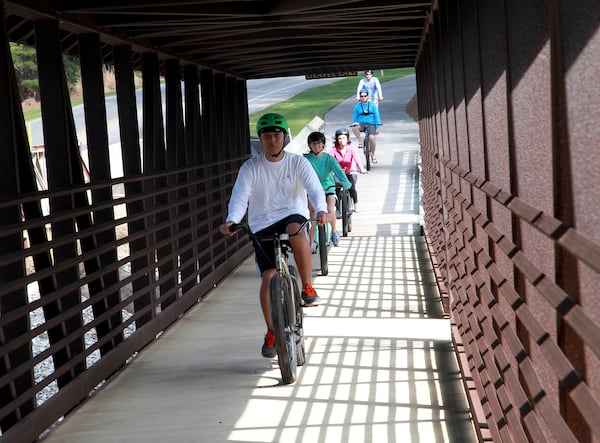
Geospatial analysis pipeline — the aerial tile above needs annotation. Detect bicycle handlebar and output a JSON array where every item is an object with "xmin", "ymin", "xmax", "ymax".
[
  {"xmin": 350, "ymin": 123, "xmax": 382, "ymax": 128},
  {"xmin": 229, "ymin": 217, "xmax": 317, "ymax": 239}
]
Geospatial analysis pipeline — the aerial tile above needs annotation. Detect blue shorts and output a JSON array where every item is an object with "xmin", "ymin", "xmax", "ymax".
[{"xmin": 252, "ymin": 214, "xmax": 307, "ymax": 274}]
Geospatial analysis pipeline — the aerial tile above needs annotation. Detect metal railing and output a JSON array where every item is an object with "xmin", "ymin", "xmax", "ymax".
[{"xmin": 0, "ymin": 157, "xmax": 253, "ymax": 441}]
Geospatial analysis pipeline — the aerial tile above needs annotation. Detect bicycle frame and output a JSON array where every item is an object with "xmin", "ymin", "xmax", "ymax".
[{"xmin": 272, "ymin": 233, "xmax": 288, "ymax": 274}]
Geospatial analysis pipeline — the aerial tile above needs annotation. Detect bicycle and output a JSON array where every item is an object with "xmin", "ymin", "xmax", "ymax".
[
  {"xmin": 311, "ymin": 184, "xmax": 340, "ymax": 276},
  {"xmin": 350, "ymin": 124, "xmax": 373, "ymax": 171},
  {"xmin": 335, "ymin": 183, "xmax": 353, "ymax": 237},
  {"xmin": 229, "ymin": 218, "xmax": 315, "ymax": 384}
]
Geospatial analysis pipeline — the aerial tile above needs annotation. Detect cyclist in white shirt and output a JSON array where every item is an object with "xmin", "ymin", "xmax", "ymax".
[
  {"xmin": 219, "ymin": 113, "xmax": 328, "ymax": 358},
  {"xmin": 356, "ymin": 69, "xmax": 383, "ymax": 104}
]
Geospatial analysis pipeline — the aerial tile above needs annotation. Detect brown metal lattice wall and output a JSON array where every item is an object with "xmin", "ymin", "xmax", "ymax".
[
  {"xmin": 0, "ymin": 8, "xmax": 253, "ymax": 441},
  {"xmin": 417, "ymin": 0, "xmax": 600, "ymax": 441}
]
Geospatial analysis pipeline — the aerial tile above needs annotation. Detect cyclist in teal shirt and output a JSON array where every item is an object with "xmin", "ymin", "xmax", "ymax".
[{"xmin": 304, "ymin": 131, "xmax": 351, "ymax": 247}]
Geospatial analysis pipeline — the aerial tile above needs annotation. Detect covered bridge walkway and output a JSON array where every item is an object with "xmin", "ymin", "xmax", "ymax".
[
  {"xmin": 42, "ymin": 76, "xmax": 479, "ymax": 443},
  {"xmin": 1, "ymin": 2, "xmax": 599, "ymax": 442}
]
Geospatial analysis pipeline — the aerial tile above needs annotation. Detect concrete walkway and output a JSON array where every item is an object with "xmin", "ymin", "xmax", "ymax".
[{"xmin": 43, "ymin": 75, "xmax": 477, "ymax": 443}]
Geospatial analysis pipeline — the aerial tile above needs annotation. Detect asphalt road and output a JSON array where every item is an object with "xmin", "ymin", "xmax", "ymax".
[
  {"xmin": 247, "ymin": 75, "xmax": 340, "ymax": 114},
  {"xmin": 25, "ymin": 75, "xmax": 341, "ymax": 147}
]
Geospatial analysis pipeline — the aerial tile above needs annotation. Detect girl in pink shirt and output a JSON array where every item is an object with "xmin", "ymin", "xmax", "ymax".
[{"xmin": 328, "ymin": 128, "xmax": 367, "ymax": 208}]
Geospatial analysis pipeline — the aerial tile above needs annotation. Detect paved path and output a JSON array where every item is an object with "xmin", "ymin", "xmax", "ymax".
[{"xmin": 43, "ymin": 75, "xmax": 477, "ymax": 443}]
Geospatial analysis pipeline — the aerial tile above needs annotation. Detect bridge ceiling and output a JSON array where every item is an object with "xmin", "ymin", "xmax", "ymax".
[{"xmin": 5, "ymin": 0, "xmax": 432, "ymax": 79}]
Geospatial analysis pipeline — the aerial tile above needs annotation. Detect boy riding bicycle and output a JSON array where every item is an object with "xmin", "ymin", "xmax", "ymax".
[
  {"xmin": 304, "ymin": 131, "xmax": 351, "ymax": 248},
  {"xmin": 219, "ymin": 113, "xmax": 328, "ymax": 358}
]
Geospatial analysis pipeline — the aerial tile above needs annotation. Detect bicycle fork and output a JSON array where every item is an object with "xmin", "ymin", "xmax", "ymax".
[{"xmin": 281, "ymin": 266, "xmax": 298, "ymax": 330}]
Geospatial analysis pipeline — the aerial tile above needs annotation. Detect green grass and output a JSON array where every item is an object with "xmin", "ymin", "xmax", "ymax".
[
  {"xmin": 23, "ymin": 105, "xmax": 45, "ymax": 122},
  {"xmin": 249, "ymin": 67, "xmax": 414, "ymax": 136},
  {"xmin": 23, "ymin": 92, "xmax": 113, "ymax": 122},
  {"xmin": 23, "ymin": 96, "xmax": 85, "ymax": 121}
]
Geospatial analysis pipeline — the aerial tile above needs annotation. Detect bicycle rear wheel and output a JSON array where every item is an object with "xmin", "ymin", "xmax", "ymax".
[
  {"xmin": 317, "ymin": 224, "xmax": 328, "ymax": 276},
  {"xmin": 335, "ymin": 185, "xmax": 342, "ymax": 220},
  {"xmin": 269, "ymin": 274, "xmax": 297, "ymax": 384}
]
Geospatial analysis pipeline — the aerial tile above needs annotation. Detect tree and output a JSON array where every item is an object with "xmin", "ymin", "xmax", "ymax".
[
  {"xmin": 10, "ymin": 42, "xmax": 81, "ymax": 102},
  {"xmin": 63, "ymin": 56, "xmax": 81, "ymax": 94},
  {"xmin": 11, "ymin": 43, "xmax": 38, "ymax": 101}
]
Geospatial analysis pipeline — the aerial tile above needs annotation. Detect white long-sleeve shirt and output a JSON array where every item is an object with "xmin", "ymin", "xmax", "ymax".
[
  {"xmin": 356, "ymin": 76, "xmax": 383, "ymax": 101},
  {"xmin": 226, "ymin": 151, "xmax": 327, "ymax": 233}
]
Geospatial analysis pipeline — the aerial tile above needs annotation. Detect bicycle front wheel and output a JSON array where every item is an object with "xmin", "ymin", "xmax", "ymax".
[
  {"xmin": 364, "ymin": 134, "xmax": 371, "ymax": 171},
  {"xmin": 269, "ymin": 274, "xmax": 297, "ymax": 384},
  {"xmin": 341, "ymin": 189, "xmax": 350, "ymax": 237},
  {"xmin": 317, "ymin": 224, "xmax": 329, "ymax": 276},
  {"xmin": 347, "ymin": 191, "xmax": 353, "ymax": 233}
]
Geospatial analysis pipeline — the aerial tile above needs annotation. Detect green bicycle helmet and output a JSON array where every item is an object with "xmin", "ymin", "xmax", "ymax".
[{"xmin": 256, "ymin": 112, "xmax": 289, "ymax": 135}]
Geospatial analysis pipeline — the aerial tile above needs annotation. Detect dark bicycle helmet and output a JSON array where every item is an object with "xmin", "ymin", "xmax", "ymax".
[
  {"xmin": 359, "ymin": 88, "xmax": 369, "ymax": 96},
  {"xmin": 307, "ymin": 131, "xmax": 326, "ymax": 145},
  {"xmin": 256, "ymin": 112, "xmax": 289, "ymax": 135},
  {"xmin": 335, "ymin": 127, "xmax": 350, "ymax": 138}
]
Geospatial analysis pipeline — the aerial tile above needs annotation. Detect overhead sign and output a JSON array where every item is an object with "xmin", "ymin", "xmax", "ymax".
[{"xmin": 305, "ymin": 71, "xmax": 357, "ymax": 79}]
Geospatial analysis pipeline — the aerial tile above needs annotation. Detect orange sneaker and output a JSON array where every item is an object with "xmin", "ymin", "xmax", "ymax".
[
  {"xmin": 262, "ymin": 330, "xmax": 276, "ymax": 358},
  {"xmin": 301, "ymin": 284, "xmax": 321, "ymax": 306}
]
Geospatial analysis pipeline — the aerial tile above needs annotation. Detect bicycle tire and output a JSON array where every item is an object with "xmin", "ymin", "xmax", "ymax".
[
  {"xmin": 289, "ymin": 266, "xmax": 305, "ymax": 367},
  {"xmin": 317, "ymin": 224, "xmax": 328, "ymax": 276},
  {"xmin": 341, "ymin": 189, "xmax": 350, "ymax": 237},
  {"xmin": 335, "ymin": 187, "xmax": 342, "ymax": 220},
  {"xmin": 346, "ymin": 191, "xmax": 353, "ymax": 233},
  {"xmin": 364, "ymin": 134, "xmax": 371, "ymax": 171},
  {"xmin": 269, "ymin": 274, "xmax": 297, "ymax": 384}
]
